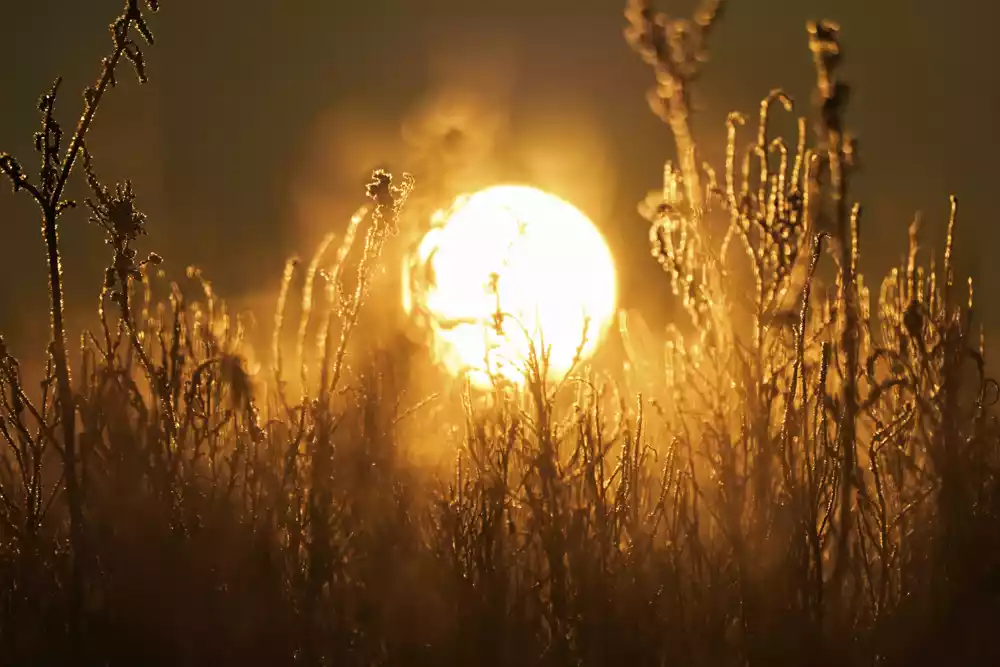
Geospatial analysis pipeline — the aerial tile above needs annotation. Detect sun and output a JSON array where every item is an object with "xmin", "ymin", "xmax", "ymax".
[{"xmin": 403, "ymin": 185, "xmax": 617, "ymax": 388}]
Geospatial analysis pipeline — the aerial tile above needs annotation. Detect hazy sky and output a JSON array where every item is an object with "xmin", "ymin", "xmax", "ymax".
[{"xmin": 1, "ymin": 0, "xmax": 997, "ymax": 355}]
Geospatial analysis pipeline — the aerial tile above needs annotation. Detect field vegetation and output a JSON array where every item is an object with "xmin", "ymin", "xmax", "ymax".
[{"xmin": 1, "ymin": 1, "xmax": 998, "ymax": 665}]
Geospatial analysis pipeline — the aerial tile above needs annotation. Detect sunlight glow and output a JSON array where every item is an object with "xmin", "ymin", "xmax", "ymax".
[{"xmin": 403, "ymin": 185, "xmax": 617, "ymax": 388}]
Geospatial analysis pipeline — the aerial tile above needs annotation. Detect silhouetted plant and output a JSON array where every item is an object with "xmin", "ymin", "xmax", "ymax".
[{"xmin": 0, "ymin": 0, "xmax": 160, "ymax": 656}]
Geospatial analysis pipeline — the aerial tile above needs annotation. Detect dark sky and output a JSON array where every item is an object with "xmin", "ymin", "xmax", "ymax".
[{"xmin": 1, "ymin": 0, "xmax": 998, "ymax": 357}]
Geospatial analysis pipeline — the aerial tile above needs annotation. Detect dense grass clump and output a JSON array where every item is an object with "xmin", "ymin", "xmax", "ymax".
[{"xmin": 2, "ymin": 1, "xmax": 999, "ymax": 665}]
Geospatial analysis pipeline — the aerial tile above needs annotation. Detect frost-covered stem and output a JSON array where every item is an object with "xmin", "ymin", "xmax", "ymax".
[
  {"xmin": 0, "ymin": 3, "xmax": 154, "ymax": 651},
  {"xmin": 809, "ymin": 19, "xmax": 859, "ymax": 605},
  {"xmin": 43, "ymin": 30, "xmax": 132, "ymax": 659},
  {"xmin": 666, "ymin": 88, "xmax": 703, "ymax": 213}
]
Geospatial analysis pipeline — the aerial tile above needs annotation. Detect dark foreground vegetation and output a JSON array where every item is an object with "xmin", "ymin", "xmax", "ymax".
[{"xmin": 2, "ymin": 1, "xmax": 999, "ymax": 665}]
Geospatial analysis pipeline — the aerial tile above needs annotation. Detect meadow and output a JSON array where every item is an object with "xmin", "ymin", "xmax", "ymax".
[{"xmin": 1, "ymin": 1, "xmax": 999, "ymax": 665}]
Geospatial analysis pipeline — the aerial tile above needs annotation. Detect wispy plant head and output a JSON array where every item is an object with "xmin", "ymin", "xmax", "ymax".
[
  {"xmin": 82, "ymin": 148, "xmax": 161, "ymax": 293},
  {"xmin": 87, "ymin": 173, "xmax": 146, "ymax": 244},
  {"xmin": 367, "ymin": 168, "xmax": 416, "ymax": 236}
]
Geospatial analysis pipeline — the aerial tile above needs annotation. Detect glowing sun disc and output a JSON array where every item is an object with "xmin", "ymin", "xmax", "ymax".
[{"xmin": 403, "ymin": 185, "xmax": 617, "ymax": 388}]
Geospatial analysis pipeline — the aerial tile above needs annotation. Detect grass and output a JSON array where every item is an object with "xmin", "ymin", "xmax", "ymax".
[{"xmin": 2, "ymin": 1, "xmax": 999, "ymax": 665}]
